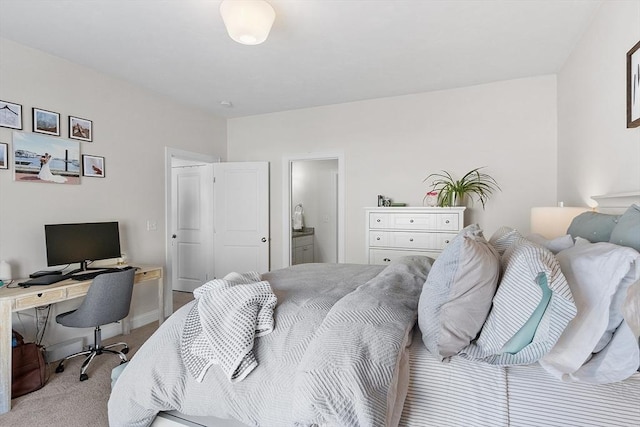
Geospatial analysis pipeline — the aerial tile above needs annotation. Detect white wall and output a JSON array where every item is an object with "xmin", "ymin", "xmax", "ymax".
[
  {"xmin": 558, "ymin": 0, "xmax": 640, "ymax": 205},
  {"xmin": 228, "ymin": 75, "xmax": 559, "ymax": 268},
  {"xmin": 0, "ymin": 39, "xmax": 226, "ymax": 344}
]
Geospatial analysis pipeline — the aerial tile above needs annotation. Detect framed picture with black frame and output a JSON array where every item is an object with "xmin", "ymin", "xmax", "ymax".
[
  {"xmin": 0, "ymin": 143, "xmax": 8, "ymax": 169},
  {"xmin": 69, "ymin": 116, "xmax": 93, "ymax": 142},
  {"xmin": 32, "ymin": 107, "xmax": 60, "ymax": 136},
  {"xmin": 0, "ymin": 100, "xmax": 22, "ymax": 129},
  {"xmin": 82, "ymin": 154, "xmax": 105, "ymax": 178},
  {"xmin": 627, "ymin": 40, "xmax": 640, "ymax": 128}
]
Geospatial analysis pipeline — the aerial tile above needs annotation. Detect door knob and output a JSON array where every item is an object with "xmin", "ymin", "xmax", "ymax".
[
  {"xmin": 261, "ymin": 237, "xmax": 267, "ymax": 243},
  {"xmin": 171, "ymin": 234, "xmax": 177, "ymax": 239}
]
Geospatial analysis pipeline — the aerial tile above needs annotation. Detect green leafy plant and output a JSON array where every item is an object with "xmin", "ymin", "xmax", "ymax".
[{"xmin": 423, "ymin": 167, "xmax": 501, "ymax": 209}]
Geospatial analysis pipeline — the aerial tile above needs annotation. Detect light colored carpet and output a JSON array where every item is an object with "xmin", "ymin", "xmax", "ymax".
[{"xmin": 0, "ymin": 291, "xmax": 194, "ymax": 427}]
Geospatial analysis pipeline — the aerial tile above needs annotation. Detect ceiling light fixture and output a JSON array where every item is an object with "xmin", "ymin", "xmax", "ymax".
[{"xmin": 219, "ymin": 0, "xmax": 276, "ymax": 46}]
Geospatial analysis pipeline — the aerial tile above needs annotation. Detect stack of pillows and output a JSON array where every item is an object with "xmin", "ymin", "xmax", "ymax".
[{"xmin": 418, "ymin": 204, "xmax": 640, "ymax": 384}]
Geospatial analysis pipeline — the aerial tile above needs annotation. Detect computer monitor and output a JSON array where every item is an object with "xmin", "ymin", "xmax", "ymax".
[{"xmin": 44, "ymin": 222, "xmax": 121, "ymax": 272}]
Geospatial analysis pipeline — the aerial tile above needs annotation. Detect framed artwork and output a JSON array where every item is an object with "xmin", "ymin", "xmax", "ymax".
[
  {"xmin": 627, "ymin": 40, "xmax": 640, "ymax": 128},
  {"xmin": 0, "ymin": 100, "xmax": 22, "ymax": 129},
  {"xmin": 0, "ymin": 143, "xmax": 8, "ymax": 169},
  {"xmin": 13, "ymin": 132, "xmax": 80, "ymax": 184},
  {"xmin": 33, "ymin": 108, "xmax": 60, "ymax": 136},
  {"xmin": 82, "ymin": 154, "xmax": 105, "ymax": 178},
  {"xmin": 69, "ymin": 116, "xmax": 93, "ymax": 142}
]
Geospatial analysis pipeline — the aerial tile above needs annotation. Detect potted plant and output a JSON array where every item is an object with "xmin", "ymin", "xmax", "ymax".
[{"xmin": 423, "ymin": 167, "xmax": 500, "ymax": 209}]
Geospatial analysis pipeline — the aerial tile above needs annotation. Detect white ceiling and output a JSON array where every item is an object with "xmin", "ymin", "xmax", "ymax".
[{"xmin": 0, "ymin": 0, "xmax": 602, "ymax": 118}]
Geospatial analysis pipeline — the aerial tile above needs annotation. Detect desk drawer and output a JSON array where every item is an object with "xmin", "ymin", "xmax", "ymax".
[
  {"xmin": 66, "ymin": 282, "xmax": 91, "ymax": 299},
  {"xmin": 14, "ymin": 288, "xmax": 67, "ymax": 310},
  {"xmin": 136, "ymin": 268, "xmax": 162, "ymax": 282}
]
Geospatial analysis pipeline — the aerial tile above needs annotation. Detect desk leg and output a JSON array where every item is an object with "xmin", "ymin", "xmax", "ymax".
[
  {"xmin": 0, "ymin": 299, "xmax": 12, "ymax": 414},
  {"xmin": 158, "ymin": 276, "xmax": 164, "ymax": 326}
]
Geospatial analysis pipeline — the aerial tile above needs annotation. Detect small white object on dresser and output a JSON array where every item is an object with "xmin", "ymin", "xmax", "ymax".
[{"xmin": 365, "ymin": 207, "xmax": 465, "ymax": 265}]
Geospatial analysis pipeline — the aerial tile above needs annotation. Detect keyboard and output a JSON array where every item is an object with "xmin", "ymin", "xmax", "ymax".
[{"xmin": 70, "ymin": 268, "xmax": 123, "ymax": 281}]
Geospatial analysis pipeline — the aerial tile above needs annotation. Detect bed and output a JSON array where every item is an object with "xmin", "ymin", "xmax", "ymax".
[{"xmin": 109, "ymin": 194, "xmax": 640, "ymax": 427}]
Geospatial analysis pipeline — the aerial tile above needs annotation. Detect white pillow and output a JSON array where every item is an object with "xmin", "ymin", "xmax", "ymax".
[
  {"xmin": 539, "ymin": 239, "xmax": 640, "ymax": 380},
  {"xmin": 526, "ymin": 233, "xmax": 574, "ymax": 254},
  {"xmin": 489, "ymin": 226, "xmax": 522, "ymax": 255},
  {"xmin": 419, "ymin": 224, "xmax": 500, "ymax": 360}
]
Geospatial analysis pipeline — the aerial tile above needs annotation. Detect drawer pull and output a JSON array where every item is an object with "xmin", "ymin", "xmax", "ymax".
[
  {"xmin": 383, "ymin": 258, "xmax": 391, "ymax": 262},
  {"xmin": 376, "ymin": 219, "xmax": 381, "ymax": 223},
  {"xmin": 445, "ymin": 240, "xmax": 450, "ymax": 244},
  {"xmin": 445, "ymin": 220, "xmax": 450, "ymax": 224},
  {"xmin": 38, "ymin": 293, "xmax": 43, "ymax": 297},
  {"xmin": 409, "ymin": 238, "xmax": 414, "ymax": 242},
  {"xmin": 409, "ymin": 219, "xmax": 414, "ymax": 223},
  {"xmin": 376, "ymin": 237, "xmax": 381, "ymax": 241}
]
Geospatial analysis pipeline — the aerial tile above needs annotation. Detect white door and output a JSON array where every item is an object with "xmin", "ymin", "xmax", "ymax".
[
  {"xmin": 214, "ymin": 162, "xmax": 269, "ymax": 278},
  {"xmin": 171, "ymin": 163, "xmax": 214, "ymax": 292}
]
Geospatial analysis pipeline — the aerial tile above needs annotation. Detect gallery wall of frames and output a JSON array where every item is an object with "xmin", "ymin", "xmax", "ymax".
[{"xmin": 0, "ymin": 99, "xmax": 105, "ymax": 183}]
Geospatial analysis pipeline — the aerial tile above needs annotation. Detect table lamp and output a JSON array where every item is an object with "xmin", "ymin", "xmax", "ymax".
[{"xmin": 530, "ymin": 205, "xmax": 590, "ymax": 239}]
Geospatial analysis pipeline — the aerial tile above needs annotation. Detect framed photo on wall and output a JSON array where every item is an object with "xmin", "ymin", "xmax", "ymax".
[
  {"xmin": 69, "ymin": 116, "xmax": 93, "ymax": 142},
  {"xmin": 82, "ymin": 154, "xmax": 105, "ymax": 178},
  {"xmin": 33, "ymin": 108, "xmax": 60, "ymax": 136},
  {"xmin": 0, "ymin": 143, "xmax": 8, "ymax": 169},
  {"xmin": 13, "ymin": 132, "xmax": 80, "ymax": 184},
  {"xmin": 627, "ymin": 40, "xmax": 640, "ymax": 128},
  {"xmin": 0, "ymin": 100, "xmax": 22, "ymax": 130}
]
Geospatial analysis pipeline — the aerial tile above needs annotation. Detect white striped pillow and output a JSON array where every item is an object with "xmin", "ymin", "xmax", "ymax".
[
  {"xmin": 489, "ymin": 226, "xmax": 522, "ymax": 255},
  {"xmin": 460, "ymin": 237, "xmax": 576, "ymax": 365}
]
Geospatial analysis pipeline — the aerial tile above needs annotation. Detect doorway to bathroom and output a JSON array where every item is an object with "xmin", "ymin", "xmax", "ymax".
[{"xmin": 282, "ymin": 152, "xmax": 345, "ymax": 267}]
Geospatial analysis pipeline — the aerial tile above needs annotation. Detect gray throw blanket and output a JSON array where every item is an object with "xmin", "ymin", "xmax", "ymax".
[
  {"xmin": 108, "ymin": 256, "xmax": 432, "ymax": 427},
  {"xmin": 181, "ymin": 271, "xmax": 277, "ymax": 382}
]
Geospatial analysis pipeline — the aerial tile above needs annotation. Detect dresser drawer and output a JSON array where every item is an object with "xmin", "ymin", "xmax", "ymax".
[
  {"xmin": 370, "ymin": 231, "xmax": 457, "ymax": 250},
  {"xmin": 369, "ymin": 212, "xmax": 460, "ymax": 231},
  {"xmin": 369, "ymin": 249, "xmax": 440, "ymax": 265}
]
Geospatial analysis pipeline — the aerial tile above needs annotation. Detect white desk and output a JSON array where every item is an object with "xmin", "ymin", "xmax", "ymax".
[{"xmin": 0, "ymin": 265, "xmax": 164, "ymax": 414}]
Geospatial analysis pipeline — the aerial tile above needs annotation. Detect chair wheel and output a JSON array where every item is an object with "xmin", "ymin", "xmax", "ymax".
[
  {"xmin": 80, "ymin": 373, "xmax": 89, "ymax": 381},
  {"xmin": 122, "ymin": 347, "xmax": 129, "ymax": 355},
  {"xmin": 55, "ymin": 365, "xmax": 64, "ymax": 373}
]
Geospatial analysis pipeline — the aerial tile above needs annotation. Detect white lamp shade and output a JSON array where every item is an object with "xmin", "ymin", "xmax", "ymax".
[
  {"xmin": 530, "ymin": 207, "xmax": 590, "ymax": 239},
  {"xmin": 220, "ymin": 0, "xmax": 276, "ymax": 45}
]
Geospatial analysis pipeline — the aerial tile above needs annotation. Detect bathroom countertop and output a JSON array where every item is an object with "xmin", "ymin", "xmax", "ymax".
[{"xmin": 292, "ymin": 227, "xmax": 314, "ymax": 238}]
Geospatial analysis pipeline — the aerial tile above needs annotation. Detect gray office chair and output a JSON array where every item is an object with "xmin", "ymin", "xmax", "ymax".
[{"xmin": 55, "ymin": 268, "xmax": 136, "ymax": 381}]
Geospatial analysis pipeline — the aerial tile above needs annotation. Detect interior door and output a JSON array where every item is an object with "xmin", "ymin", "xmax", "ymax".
[
  {"xmin": 214, "ymin": 162, "xmax": 269, "ymax": 278},
  {"xmin": 171, "ymin": 163, "xmax": 214, "ymax": 292}
]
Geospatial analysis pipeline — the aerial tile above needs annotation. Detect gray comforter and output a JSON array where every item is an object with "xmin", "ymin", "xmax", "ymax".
[{"xmin": 108, "ymin": 257, "xmax": 432, "ymax": 427}]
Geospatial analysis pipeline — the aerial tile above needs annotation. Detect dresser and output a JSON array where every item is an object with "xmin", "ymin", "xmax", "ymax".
[{"xmin": 365, "ymin": 207, "xmax": 465, "ymax": 265}]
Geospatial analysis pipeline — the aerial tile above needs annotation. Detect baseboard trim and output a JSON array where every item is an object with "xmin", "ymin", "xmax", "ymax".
[{"xmin": 101, "ymin": 309, "xmax": 159, "ymax": 340}]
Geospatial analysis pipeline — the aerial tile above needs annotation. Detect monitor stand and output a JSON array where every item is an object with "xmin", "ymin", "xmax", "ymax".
[{"xmin": 68, "ymin": 260, "xmax": 103, "ymax": 275}]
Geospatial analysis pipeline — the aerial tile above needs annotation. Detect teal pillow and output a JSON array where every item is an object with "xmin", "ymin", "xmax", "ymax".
[
  {"xmin": 609, "ymin": 204, "xmax": 640, "ymax": 252},
  {"xmin": 567, "ymin": 212, "xmax": 620, "ymax": 243}
]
